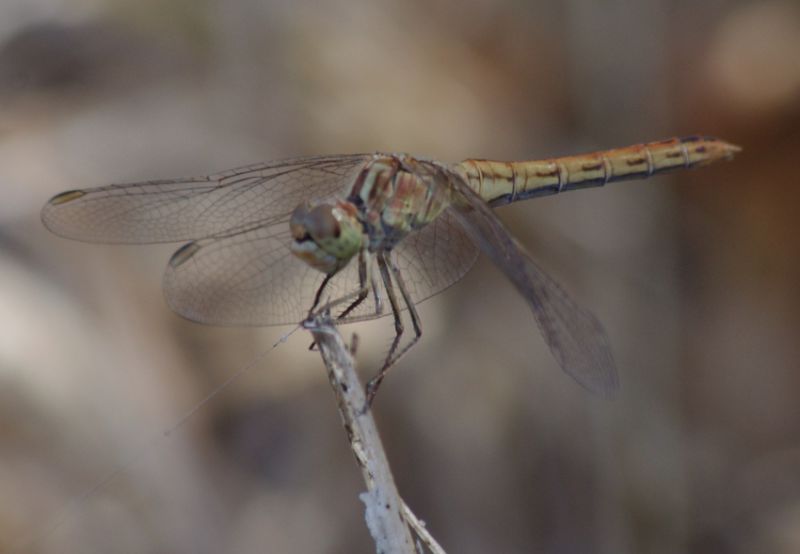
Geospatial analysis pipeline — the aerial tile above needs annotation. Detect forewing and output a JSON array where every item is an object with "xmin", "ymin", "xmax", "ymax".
[
  {"xmin": 442, "ymin": 164, "xmax": 619, "ymax": 395},
  {"xmin": 41, "ymin": 154, "xmax": 370, "ymax": 244},
  {"xmin": 162, "ymin": 208, "xmax": 478, "ymax": 326}
]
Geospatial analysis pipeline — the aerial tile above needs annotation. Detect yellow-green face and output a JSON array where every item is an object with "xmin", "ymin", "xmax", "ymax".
[{"xmin": 289, "ymin": 201, "xmax": 364, "ymax": 274}]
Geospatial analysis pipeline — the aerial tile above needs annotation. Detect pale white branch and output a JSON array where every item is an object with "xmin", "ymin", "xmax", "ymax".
[{"xmin": 304, "ymin": 315, "xmax": 445, "ymax": 554}]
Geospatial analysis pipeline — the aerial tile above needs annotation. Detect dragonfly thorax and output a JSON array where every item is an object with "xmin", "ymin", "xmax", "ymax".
[
  {"xmin": 350, "ymin": 155, "xmax": 451, "ymax": 251},
  {"xmin": 289, "ymin": 200, "xmax": 364, "ymax": 274}
]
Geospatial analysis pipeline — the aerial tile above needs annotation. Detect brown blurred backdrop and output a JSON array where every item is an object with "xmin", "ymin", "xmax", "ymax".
[{"xmin": 1, "ymin": 0, "xmax": 799, "ymax": 552}]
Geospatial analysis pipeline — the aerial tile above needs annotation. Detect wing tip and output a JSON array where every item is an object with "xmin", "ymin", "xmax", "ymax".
[
  {"xmin": 47, "ymin": 189, "xmax": 87, "ymax": 206},
  {"xmin": 595, "ymin": 370, "xmax": 621, "ymax": 398},
  {"xmin": 568, "ymin": 360, "xmax": 620, "ymax": 399},
  {"xmin": 41, "ymin": 190, "xmax": 85, "ymax": 234}
]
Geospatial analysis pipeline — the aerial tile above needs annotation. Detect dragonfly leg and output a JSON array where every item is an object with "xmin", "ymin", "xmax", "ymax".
[
  {"xmin": 306, "ymin": 272, "xmax": 336, "ymax": 351},
  {"xmin": 308, "ymin": 272, "xmax": 336, "ymax": 317},
  {"xmin": 335, "ymin": 249, "xmax": 371, "ymax": 321},
  {"xmin": 313, "ymin": 248, "xmax": 375, "ymax": 318},
  {"xmin": 308, "ymin": 248, "xmax": 376, "ymax": 351},
  {"xmin": 364, "ymin": 251, "xmax": 422, "ymax": 407},
  {"xmin": 385, "ymin": 252, "xmax": 422, "ymax": 363},
  {"xmin": 379, "ymin": 250, "xmax": 405, "ymax": 349},
  {"xmin": 321, "ymin": 256, "xmax": 385, "ymax": 327},
  {"xmin": 371, "ymin": 264, "xmax": 384, "ymax": 316}
]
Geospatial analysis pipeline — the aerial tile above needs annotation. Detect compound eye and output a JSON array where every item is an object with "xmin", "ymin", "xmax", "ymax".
[
  {"xmin": 289, "ymin": 203, "xmax": 311, "ymax": 241},
  {"xmin": 306, "ymin": 204, "xmax": 341, "ymax": 240}
]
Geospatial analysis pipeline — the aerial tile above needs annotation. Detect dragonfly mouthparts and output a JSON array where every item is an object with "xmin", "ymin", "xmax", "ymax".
[{"xmin": 289, "ymin": 201, "xmax": 364, "ymax": 275}]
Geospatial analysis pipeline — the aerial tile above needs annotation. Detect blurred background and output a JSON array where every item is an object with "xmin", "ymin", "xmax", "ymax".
[{"xmin": 1, "ymin": 0, "xmax": 799, "ymax": 552}]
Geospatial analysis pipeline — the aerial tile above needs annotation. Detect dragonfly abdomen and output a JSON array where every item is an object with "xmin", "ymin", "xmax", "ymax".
[{"xmin": 458, "ymin": 136, "xmax": 740, "ymax": 207}]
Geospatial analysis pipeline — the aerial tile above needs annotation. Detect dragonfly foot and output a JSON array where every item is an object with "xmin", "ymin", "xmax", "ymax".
[{"xmin": 362, "ymin": 374, "xmax": 385, "ymax": 412}]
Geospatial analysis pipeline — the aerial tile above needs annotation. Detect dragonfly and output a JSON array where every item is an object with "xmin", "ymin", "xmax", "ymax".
[{"xmin": 42, "ymin": 136, "xmax": 740, "ymax": 404}]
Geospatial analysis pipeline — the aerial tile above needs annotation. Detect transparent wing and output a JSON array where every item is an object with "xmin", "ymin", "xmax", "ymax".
[
  {"xmin": 41, "ymin": 154, "xmax": 370, "ymax": 244},
  {"xmin": 162, "ymin": 209, "xmax": 479, "ymax": 326},
  {"xmin": 392, "ymin": 209, "xmax": 479, "ymax": 306},
  {"xmin": 437, "ymin": 162, "xmax": 619, "ymax": 395},
  {"xmin": 163, "ymin": 214, "xmax": 394, "ymax": 326},
  {"xmin": 333, "ymin": 170, "xmax": 480, "ymax": 321},
  {"xmin": 162, "ymin": 224, "xmax": 326, "ymax": 325}
]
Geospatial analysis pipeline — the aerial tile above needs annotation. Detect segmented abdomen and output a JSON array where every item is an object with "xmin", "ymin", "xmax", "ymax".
[{"xmin": 457, "ymin": 136, "xmax": 741, "ymax": 206}]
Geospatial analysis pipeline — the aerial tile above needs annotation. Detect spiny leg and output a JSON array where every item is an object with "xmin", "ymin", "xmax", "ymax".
[
  {"xmin": 385, "ymin": 252, "xmax": 423, "ymax": 364},
  {"xmin": 363, "ymin": 252, "xmax": 403, "ymax": 407},
  {"xmin": 364, "ymin": 250, "xmax": 422, "ymax": 407},
  {"xmin": 319, "ymin": 269, "xmax": 384, "ymax": 354},
  {"xmin": 326, "ymin": 251, "xmax": 374, "ymax": 355},
  {"xmin": 369, "ymin": 258, "xmax": 384, "ymax": 317},
  {"xmin": 317, "ymin": 256, "xmax": 385, "ymax": 326},
  {"xmin": 335, "ymin": 249, "xmax": 370, "ymax": 321},
  {"xmin": 308, "ymin": 248, "xmax": 375, "ymax": 350},
  {"xmin": 313, "ymin": 248, "xmax": 375, "ymax": 317},
  {"xmin": 306, "ymin": 272, "xmax": 338, "ymax": 350},
  {"xmin": 378, "ymin": 250, "xmax": 405, "ymax": 357},
  {"xmin": 308, "ymin": 271, "xmax": 336, "ymax": 317},
  {"xmin": 328, "ymin": 266, "xmax": 386, "ymax": 326}
]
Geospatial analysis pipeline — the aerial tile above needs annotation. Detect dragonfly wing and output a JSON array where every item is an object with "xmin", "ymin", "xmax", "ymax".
[
  {"xmin": 163, "ymin": 226, "xmax": 319, "ymax": 325},
  {"xmin": 41, "ymin": 154, "xmax": 370, "ymax": 244},
  {"xmin": 163, "ymin": 223, "xmax": 390, "ymax": 326},
  {"xmin": 301, "ymin": 210, "xmax": 480, "ymax": 323},
  {"xmin": 393, "ymin": 210, "xmax": 479, "ymax": 306},
  {"xmin": 441, "ymin": 165, "xmax": 619, "ymax": 396},
  {"xmin": 163, "ymin": 210, "xmax": 479, "ymax": 326}
]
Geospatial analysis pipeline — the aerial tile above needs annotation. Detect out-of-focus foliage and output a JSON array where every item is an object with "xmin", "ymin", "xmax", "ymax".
[{"xmin": 1, "ymin": 0, "xmax": 798, "ymax": 552}]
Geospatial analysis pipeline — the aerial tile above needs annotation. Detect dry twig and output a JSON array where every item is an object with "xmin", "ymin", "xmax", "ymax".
[{"xmin": 303, "ymin": 314, "xmax": 445, "ymax": 554}]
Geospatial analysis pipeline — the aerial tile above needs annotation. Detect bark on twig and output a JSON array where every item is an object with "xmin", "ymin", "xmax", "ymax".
[{"xmin": 303, "ymin": 314, "xmax": 444, "ymax": 554}]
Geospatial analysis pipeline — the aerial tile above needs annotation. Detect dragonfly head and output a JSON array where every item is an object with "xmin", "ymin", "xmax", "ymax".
[{"xmin": 289, "ymin": 201, "xmax": 364, "ymax": 274}]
